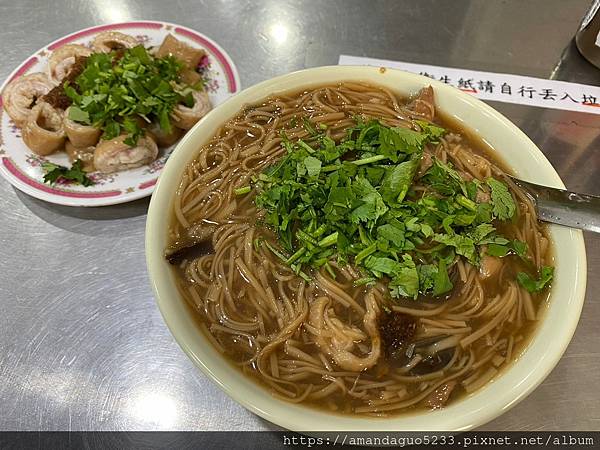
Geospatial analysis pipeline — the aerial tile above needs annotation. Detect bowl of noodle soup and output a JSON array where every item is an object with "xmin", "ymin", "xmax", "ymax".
[{"xmin": 146, "ymin": 66, "xmax": 586, "ymax": 431}]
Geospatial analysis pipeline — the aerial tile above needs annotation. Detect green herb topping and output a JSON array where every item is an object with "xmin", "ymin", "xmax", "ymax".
[
  {"xmin": 65, "ymin": 45, "xmax": 203, "ymax": 146},
  {"xmin": 249, "ymin": 117, "xmax": 552, "ymax": 299},
  {"xmin": 517, "ymin": 266, "xmax": 554, "ymax": 293},
  {"xmin": 42, "ymin": 160, "xmax": 93, "ymax": 186}
]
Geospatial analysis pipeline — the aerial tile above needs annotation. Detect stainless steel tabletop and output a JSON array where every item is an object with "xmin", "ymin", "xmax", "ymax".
[{"xmin": 0, "ymin": 0, "xmax": 598, "ymax": 432}]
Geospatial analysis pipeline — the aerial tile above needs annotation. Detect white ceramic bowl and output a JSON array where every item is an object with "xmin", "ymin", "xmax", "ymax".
[{"xmin": 146, "ymin": 66, "xmax": 587, "ymax": 431}]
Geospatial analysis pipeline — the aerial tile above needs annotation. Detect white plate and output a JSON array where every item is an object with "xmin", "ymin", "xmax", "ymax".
[{"xmin": 0, "ymin": 21, "xmax": 240, "ymax": 206}]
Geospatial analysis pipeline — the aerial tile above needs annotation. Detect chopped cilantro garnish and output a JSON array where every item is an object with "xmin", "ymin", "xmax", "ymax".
[
  {"xmin": 486, "ymin": 239, "xmax": 528, "ymax": 259},
  {"xmin": 234, "ymin": 186, "xmax": 251, "ymax": 196},
  {"xmin": 65, "ymin": 45, "xmax": 201, "ymax": 145},
  {"xmin": 486, "ymin": 177, "xmax": 516, "ymax": 220},
  {"xmin": 42, "ymin": 160, "xmax": 94, "ymax": 187},
  {"xmin": 253, "ymin": 118, "xmax": 550, "ymax": 300},
  {"xmin": 517, "ymin": 266, "xmax": 554, "ymax": 293},
  {"xmin": 67, "ymin": 106, "xmax": 90, "ymax": 124},
  {"xmin": 433, "ymin": 259, "xmax": 454, "ymax": 296}
]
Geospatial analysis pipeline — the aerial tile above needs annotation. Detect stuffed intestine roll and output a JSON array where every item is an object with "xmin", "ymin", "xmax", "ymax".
[
  {"xmin": 64, "ymin": 106, "xmax": 101, "ymax": 147},
  {"xmin": 171, "ymin": 90, "xmax": 211, "ymax": 130},
  {"xmin": 92, "ymin": 31, "xmax": 138, "ymax": 53},
  {"xmin": 48, "ymin": 44, "xmax": 92, "ymax": 84},
  {"xmin": 94, "ymin": 134, "xmax": 158, "ymax": 173},
  {"xmin": 155, "ymin": 34, "xmax": 206, "ymax": 71},
  {"xmin": 65, "ymin": 141, "xmax": 95, "ymax": 172},
  {"xmin": 2, "ymin": 73, "xmax": 54, "ymax": 127},
  {"xmin": 21, "ymin": 102, "xmax": 66, "ymax": 155},
  {"xmin": 148, "ymin": 121, "xmax": 183, "ymax": 147}
]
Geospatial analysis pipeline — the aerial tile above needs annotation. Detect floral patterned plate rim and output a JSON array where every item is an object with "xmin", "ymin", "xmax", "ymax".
[{"xmin": 0, "ymin": 21, "xmax": 240, "ymax": 207}]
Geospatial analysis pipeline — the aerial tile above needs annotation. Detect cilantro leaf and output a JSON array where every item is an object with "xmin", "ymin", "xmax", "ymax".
[
  {"xmin": 418, "ymin": 264, "xmax": 437, "ymax": 292},
  {"xmin": 469, "ymin": 223, "xmax": 496, "ymax": 243},
  {"xmin": 350, "ymin": 177, "xmax": 388, "ymax": 225},
  {"xmin": 486, "ymin": 239, "xmax": 528, "ymax": 259},
  {"xmin": 380, "ymin": 153, "xmax": 421, "ymax": 204},
  {"xmin": 41, "ymin": 162, "xmax": 64, "ymax": 184},
  {"xmin": 487, "ymin": 178, "xmax": 516, "ymax": 220},
  {"xmin": 511, "ymin": 240, "xmax": 528, "ymax": 258},
  {"xmin": 377, "ymin": 223, "xmax": 405, "ymax": 248},
  {"xmin": 486, "ymin": 243, "xmax": 511, "ymax": 257},
  {"xmin": 68, "ymin": 106, "xmax": 90, "ymax": 124},
  {"xmin": 433, "ymin": 258, "xmax": 453, "ymax": 296},
  {"xmin": 42, "ymin": 160, "xmax": 94, "ymax": 187},
  {"xmin": 414, "ymin": 120, "xmax": 446, "ymax": 142},
  {"xmin": 363, "ymin": 256, "xmax": 402, "ymax": 275},
  {"xmin": 303, "ymin": 156, "xmax": 322, "ymax": 178},
  {"xmin": 433, "ymin": 233, "xmax": 477, "ymax": 264},
  {"xmin": 423, "ymin": 158, "xmax": 467, "ymax": 196},
  {"xmin": 517, "ymin": 266, "xmax": 554, "ymax": 293},
  {"xmin": 389, "ymin": 255, "xmax": 419, "ymax": 298},
  {"xmin": 385, "ymin": 127, "xmax": 427, "ymax": 154}
]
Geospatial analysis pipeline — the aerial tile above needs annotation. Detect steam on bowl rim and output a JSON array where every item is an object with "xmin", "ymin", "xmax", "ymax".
[{"xmin": 145, "ymin": 65, "xmax": 587, "ymax": 431}]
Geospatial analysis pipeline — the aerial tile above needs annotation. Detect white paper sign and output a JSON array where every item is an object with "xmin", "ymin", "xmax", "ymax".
[{"xmin": 339, "ymin": 55, "xmax": 600, "ymax": 115}]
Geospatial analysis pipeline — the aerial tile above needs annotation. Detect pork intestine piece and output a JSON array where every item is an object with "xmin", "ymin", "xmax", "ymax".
[
  {"xmin": 93, "ymin": 134, "xmax": 158, "ymax": 173},
  {"xmin": 2, "ymin": 73, "xmax": 54, "ymax": 127},
  {"xmin": 21, "ymin": 102, "xmax": 66, "ymax": 156},
  {"xmin": 171, "ymin": 90, "xmax": 211, "ymax": 130},
  {"xmin": 409, "ymin": 86, "xmax": 435, "ymax": 121},
  {"xmin": 48, "ymin": 44, "xmax": 92, "ymax": 84},
  {"xmin": 147, "ymin": 122, "xmax": 183, "ymax": 147},
  {"xmin": 308, "ymin": 292, "xmax": 381, "ymax": 371},
  {"xmin": 155, "ymin": 34, "xmax": 206, "ymax": 71},
  {"xmin": 64, "ymin": 106, "xmax": 101, "ymax": 147},
  {"xmin": 65, "ymin": 141, "xmax": 95, "ymax": 172},
  {"xmin": 479, "ymin": 255, "xmax": 503, "ymax": 279},
  {"xmin": 91, "ymin": 31, "xmax": 138, "ymax": 53}
]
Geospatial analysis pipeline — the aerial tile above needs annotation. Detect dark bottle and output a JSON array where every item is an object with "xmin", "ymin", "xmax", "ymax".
[{"xmin": 576, "ymin": 0, "xmax": 600, "ymax": 68}]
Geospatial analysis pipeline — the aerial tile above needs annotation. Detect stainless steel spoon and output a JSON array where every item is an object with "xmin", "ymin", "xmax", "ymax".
[{"xmin": 509, "ymin": 176, "xmax": 600, "ymax": 233}]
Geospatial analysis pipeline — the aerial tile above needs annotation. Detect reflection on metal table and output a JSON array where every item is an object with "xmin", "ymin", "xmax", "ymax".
[{"xmin": 0, "ymin": 0, "xmax": 598, "ymax": 431}]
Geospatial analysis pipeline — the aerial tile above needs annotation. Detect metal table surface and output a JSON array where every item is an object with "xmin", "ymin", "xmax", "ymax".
[{"xmin": 0, "ymin": 0, "xmax": 598, "ymax": 432}]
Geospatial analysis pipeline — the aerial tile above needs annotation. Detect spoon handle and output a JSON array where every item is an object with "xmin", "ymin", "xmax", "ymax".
[{"xmin": 509, "ymin": 176, "xmax": 600, "ymax": 233}]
